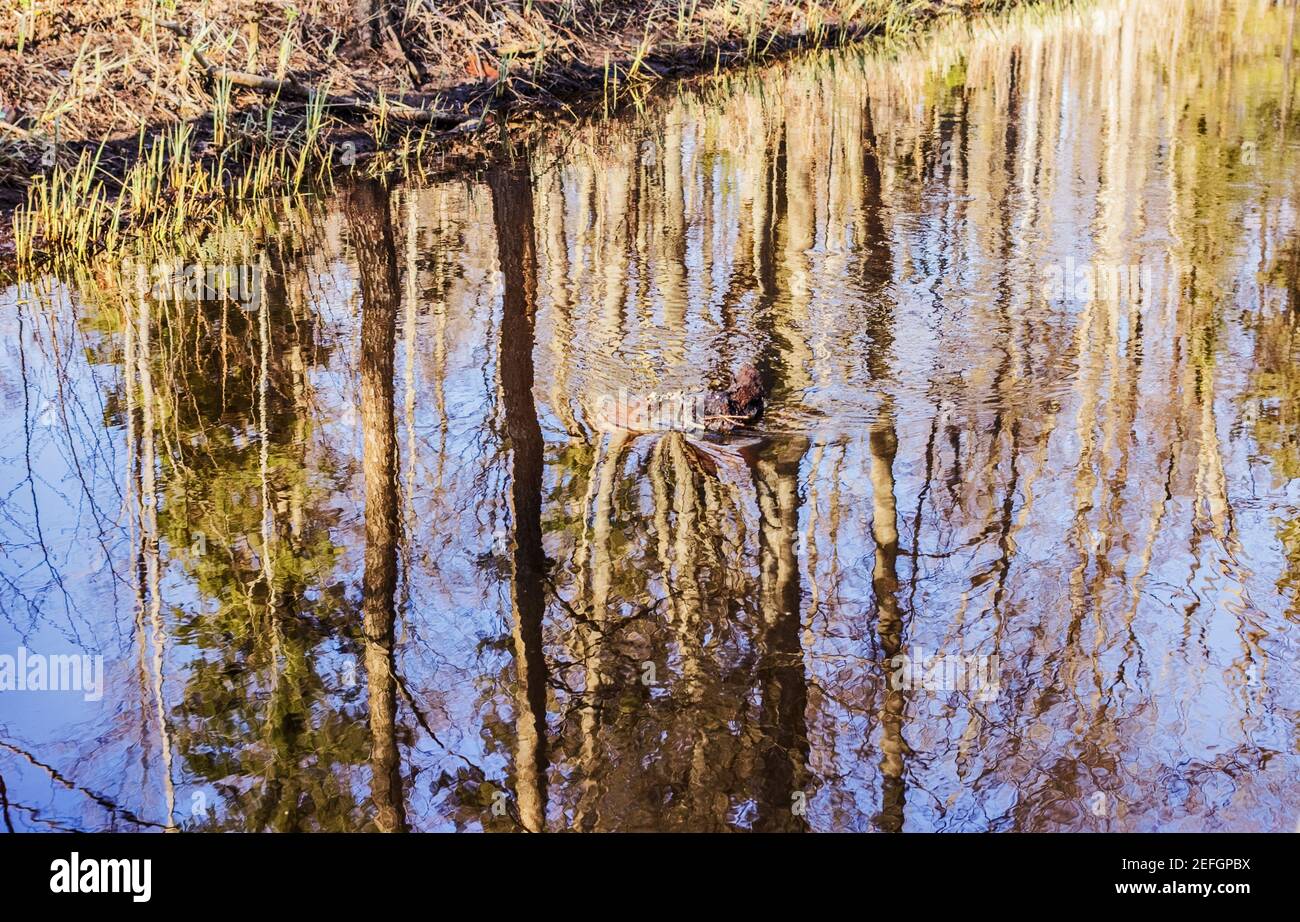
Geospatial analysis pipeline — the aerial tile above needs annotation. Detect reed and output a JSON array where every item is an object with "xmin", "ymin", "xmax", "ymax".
[{"xmin": 6, "ymin": 0, "xmax": 1029, "ymax": 267}]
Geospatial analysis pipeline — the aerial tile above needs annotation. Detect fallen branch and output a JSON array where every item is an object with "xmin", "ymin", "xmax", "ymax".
[
  {"xmin": 150, "ymin": 17, "xmax": 461, "ymax": 126},
  {"xmin": 0, "ymin": 120, "xmax": 34, "ymax": 140}
]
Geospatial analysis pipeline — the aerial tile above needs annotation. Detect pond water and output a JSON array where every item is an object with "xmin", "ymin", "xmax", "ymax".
[{"xmin": 2, "ymin": 0, "xmax": 1299, "ymax": 832}]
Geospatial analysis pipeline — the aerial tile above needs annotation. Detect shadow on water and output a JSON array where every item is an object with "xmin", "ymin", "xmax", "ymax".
[{"xmin": 3, "ymin": 0, "xmax": 1300, "ymax": 831}]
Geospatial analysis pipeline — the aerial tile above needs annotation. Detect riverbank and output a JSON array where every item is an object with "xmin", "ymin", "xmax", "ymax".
[{"xmin": 1, "ymin": 0, "xmax": 1022, "ymax": 265}]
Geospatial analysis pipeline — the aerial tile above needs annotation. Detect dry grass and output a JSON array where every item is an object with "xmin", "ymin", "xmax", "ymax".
[{"xmin": 1, "ymin": 0, "xmax": 1014, "ymax": 265}]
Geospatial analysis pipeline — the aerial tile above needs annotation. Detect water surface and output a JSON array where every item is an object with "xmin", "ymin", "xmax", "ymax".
[{"xmin": 2, "ymin": 0, "xmax": 1300, "ymax": 832}]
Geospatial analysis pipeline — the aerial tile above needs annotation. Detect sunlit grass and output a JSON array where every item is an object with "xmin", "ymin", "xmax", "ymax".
[{"xmin": 10, "ymin": 0, "xmax": 1047, "ymax": 269}]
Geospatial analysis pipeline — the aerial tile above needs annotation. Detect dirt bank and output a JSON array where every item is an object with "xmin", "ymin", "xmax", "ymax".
[{"xmin": 0, "ymin": 0, "xmax": 1017, "ymax": 262}]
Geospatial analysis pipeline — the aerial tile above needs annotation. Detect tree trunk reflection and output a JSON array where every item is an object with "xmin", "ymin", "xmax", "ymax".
[
  {"xmin": 490, "ymin": 157, "xmax": 550, "ymax": 833},
  {"xmin": 348, "ymin": 179, "xmax": 407, "ymax": 833}
]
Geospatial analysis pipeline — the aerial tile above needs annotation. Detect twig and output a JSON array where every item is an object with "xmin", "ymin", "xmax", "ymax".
[
  {"xmin": 150, "ymin": 17, "xmax": 460, "ymax": 126},
  {"xmin": 0, "ymin": 120, "xmax": 33, "ymax": 140}
]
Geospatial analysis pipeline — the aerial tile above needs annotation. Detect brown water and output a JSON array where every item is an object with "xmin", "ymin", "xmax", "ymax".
[{"xmin": 2, "ymin": 0, "xmax": 1299, "ymax": 832}]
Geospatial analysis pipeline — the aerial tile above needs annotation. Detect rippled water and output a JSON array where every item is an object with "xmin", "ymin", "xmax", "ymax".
[{"xmin": 2, "ymin": 0, "xmax": 1299, "ymax": 832}]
